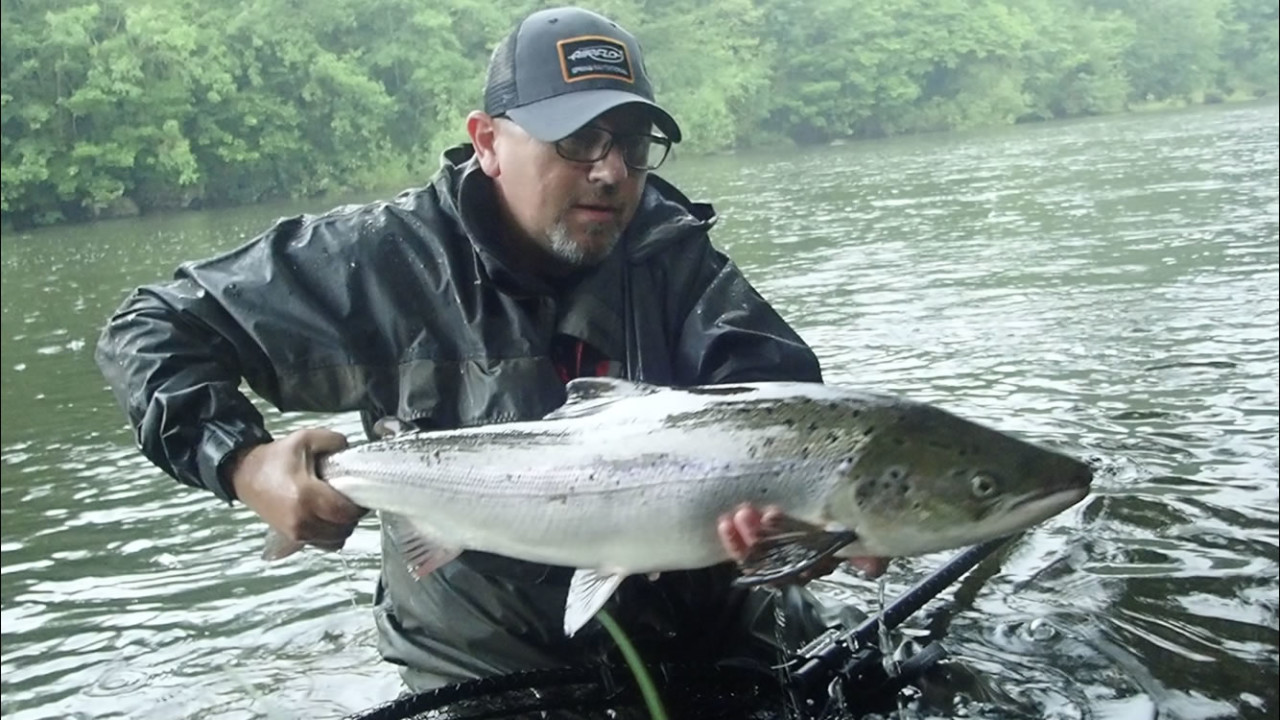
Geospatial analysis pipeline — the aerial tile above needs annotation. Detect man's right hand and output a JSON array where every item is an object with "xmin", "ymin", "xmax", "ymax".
[{"xmin": 229, "ymin": 428, "xmax": 366, "ymax": 552}]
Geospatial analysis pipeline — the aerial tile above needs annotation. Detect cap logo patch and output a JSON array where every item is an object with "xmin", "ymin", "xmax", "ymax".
[{"xmin": 558, "ymin": 35, "xmax": 634, "ymax": 84}]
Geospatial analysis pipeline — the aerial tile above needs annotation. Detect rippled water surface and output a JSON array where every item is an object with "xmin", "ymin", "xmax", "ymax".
[{"xmin": 3, "ymin": 101, "xmax": 1277, "ymax": 719}]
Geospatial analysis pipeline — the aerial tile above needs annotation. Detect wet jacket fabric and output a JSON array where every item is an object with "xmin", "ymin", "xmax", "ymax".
[{"xmin": 96, "ymin": 144, "xmax": 825, "ymax": 687}]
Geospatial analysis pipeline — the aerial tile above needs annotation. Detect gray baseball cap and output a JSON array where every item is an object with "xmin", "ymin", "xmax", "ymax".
[{"xmin": 482, "ymin": 7, "xmax": 683, "ymax": 143}]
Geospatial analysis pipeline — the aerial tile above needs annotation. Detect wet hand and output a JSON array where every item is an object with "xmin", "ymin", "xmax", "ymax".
[
  {"xmin": 716, "ymin": 503, "xmax": 890, "ymax": 585},
  {"xmin": 229, "ymin": 428, "xmax": 366, "ymax": 553}
]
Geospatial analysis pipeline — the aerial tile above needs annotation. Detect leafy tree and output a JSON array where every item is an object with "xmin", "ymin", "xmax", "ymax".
[{"xmin": 1, "ymin": 0, "xmax": 1275, "ymax": 228}]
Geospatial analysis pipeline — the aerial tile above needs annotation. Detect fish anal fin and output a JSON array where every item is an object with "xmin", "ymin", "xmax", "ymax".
[
  {"xmin": 261, "ymin": 528, "xmax": 304, "ymax": 561},
  {"xmin": 383, "ymin": 512, "xmax": 461, "ymax": 579},
  {"xmin": 733, "ymin": 514, "xmax": 859, "ymax": 588},
  {"xmin": 564, "ymin": 569, "xmax": 627, "ymax": 636}
]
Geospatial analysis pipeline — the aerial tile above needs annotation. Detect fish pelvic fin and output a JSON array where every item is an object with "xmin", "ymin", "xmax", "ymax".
[
  {"xmin": 565, "ymin": 569, "xmax": 627, "ymax": 637},
  {"xmin": 733, "ymin": 515, "xmax": 860, "ymax": 587},
  {"xmin": 383, "ymin": 512, "xmax": 461, "ymax": 579},
  {"xmin": 261, "ymin": 528, "xmax": 305, "ymax": 561}
]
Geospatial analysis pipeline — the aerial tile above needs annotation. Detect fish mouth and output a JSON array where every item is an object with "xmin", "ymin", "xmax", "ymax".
[{"xmin": 988, "ymin": 485, "xmax": 1091, "ymax": 537}]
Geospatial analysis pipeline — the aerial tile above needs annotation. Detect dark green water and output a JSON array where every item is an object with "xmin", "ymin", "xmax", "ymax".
[{"xmin": 2, "ymin": 100, "xmax": 1276, "ymax": 719}]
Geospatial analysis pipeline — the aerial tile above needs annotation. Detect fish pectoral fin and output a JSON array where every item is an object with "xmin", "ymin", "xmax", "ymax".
[
  {"xmin": 564, "ymin": 569, "xmax": 627, "ymax": 637},
  {"xmin": 382, "ymin": 512, "xmax": 461, "ymax": 580},
  {"xmin": 733, "ymin": 515, "xmax": 860, "ymax": 588}
]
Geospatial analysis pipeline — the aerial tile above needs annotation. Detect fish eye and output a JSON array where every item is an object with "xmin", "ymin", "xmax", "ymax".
[{"xmin": 971, "ymin": 473, "xmax": 999, "ymax": 498}]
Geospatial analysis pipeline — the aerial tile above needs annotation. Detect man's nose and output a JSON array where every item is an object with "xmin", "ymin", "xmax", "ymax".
[{"xmin": 588, "ymin": 144, "xmax": 629, "ymax": 185}]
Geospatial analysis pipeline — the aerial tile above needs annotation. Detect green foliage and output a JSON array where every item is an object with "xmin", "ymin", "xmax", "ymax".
[{"xmin": 2, "ymin": 0, "xmax": 1276, "ymax": 227}]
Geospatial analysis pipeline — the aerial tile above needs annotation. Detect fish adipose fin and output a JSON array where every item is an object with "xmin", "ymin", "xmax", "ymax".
[
  {"xmin": 564, "ymin": 569, "xmax": 627, "ymax": 636},
  {"xmin": 733, "ymin": 515, "xmax": 859, "ymax": 587},
  {"xmin": 382, "ymin": 512, "xmax": 461, "ymax": 579},
  {"xmin": 370, "ymin": 416, "xmax": 415, "ymax": 439}
]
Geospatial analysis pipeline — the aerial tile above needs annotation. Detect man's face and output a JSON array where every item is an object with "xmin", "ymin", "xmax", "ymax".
[{"xmin": 482, "ymin": 106, "xmax": 654, "ymax": 271}]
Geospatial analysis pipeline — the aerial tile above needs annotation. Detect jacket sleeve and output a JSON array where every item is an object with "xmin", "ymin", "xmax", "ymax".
[
  {"xmin": 96, "ymin": 274, "xmax": 279, "ymax": 503},
  {"xmin": 672, "ymin": 242, "xmax": 823, "ymax": 386},
  {"xmin": 94, "ymin": 209, "xmax": 385, "ymax": 503}
]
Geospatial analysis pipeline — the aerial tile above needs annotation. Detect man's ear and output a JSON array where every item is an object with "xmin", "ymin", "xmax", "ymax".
[{"xmin": 467, "ymin": 111, "xmax": 501, "ymax": 178}]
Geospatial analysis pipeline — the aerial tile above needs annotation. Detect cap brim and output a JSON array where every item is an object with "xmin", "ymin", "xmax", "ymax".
[{"xmin": 505, "ymin": 90, "xmax": 682, "ymax": 144}]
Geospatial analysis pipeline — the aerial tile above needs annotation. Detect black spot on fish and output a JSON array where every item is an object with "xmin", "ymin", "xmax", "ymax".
[
  {"xmin": 784, "ymin": 419, "xmax": 795, "ymax": 428},
  {"xmin": 887, "ymin": 468, "xmax": 903, "ymax": 480},
  {"xmin": 827, "ymin": 432, "xmax": 840, "ymax": 445},
  {"xmin": 863, "ymin": 426, "xmax": 876, "ymax": 437},
  {"xmin": 808, "ymin": 421, "xmax": 820, "ymax": 432}
]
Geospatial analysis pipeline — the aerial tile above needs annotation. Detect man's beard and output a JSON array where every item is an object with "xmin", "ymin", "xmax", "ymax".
[{"xmin": 544, "ymin": 217, "xmax": 621, "ymax": 268}]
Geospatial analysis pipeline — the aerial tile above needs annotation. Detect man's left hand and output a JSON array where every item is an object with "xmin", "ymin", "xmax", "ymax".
[{"xmin": 717, "ymin": 503, "xmax": 889, "ymax": 585}]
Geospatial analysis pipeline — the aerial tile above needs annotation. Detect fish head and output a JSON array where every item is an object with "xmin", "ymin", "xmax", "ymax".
[{"xmin": 825, "ymin": 396, "xmax": 1093, "ymax": 557}]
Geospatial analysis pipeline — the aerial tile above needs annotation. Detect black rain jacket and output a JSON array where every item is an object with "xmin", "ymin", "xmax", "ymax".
[{"xmin": 96, "ymin": 144, "xmax": 824, "ymax": 686}]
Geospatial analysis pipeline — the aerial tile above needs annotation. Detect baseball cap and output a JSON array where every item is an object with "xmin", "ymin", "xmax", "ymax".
[{"xmin": 483, "ymin": 7, "xmax": 683, "ymax": 144}]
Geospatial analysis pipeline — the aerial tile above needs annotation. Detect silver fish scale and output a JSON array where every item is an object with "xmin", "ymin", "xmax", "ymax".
[
  {"xmin": 304, "ymin": 379, "xmax": 1091, "ymax": 571},
  {"xmin": 319, "ymin": 414, "xmax": 850, "ymax": 571}
]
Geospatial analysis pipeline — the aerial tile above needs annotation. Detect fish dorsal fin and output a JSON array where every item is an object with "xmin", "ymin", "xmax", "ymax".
[
  {"xmin": 564, "ymin": 569, "xmax": 627, "ymax": 636},
  {"xmin": 382, "ymin": 512, "xmax": 461, "ymax": 579},
  {"xmin": 544, "ymin": 378, "xmax": 658, "ymax": 420}
]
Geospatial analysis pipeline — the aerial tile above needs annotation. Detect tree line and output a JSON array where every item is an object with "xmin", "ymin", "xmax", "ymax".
[{"xmin": 2, "ymin": 0, "xmax": 1275, "ymax": 228}]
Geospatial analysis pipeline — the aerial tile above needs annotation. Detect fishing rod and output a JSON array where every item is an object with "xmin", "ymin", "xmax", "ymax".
[
  {"xmin": 781, "ymin": 535, "xmax": 1013, "ymax": 717},
  {"xmin": 345, "ymin": 536, "xmax": 1012, "ymax": 720}
]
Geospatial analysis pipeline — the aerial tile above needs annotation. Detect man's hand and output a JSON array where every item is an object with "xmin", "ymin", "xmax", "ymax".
[
  {"xmin": 717, "ymin": 503, "xmax": 889, "ymax": 584},
  {"xmin": 229, "ymin": 428, "xmax": 366, "ymax": 552}
]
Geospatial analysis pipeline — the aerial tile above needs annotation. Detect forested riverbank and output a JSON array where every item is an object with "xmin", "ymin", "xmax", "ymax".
[{"xmin": 2, "ymin": 0, "xmax": 1275, "ymax": 228}]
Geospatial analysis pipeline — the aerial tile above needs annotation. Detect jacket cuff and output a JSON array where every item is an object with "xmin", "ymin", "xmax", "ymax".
[{"xmin": 197, "ymin": 419, "xmax": 274, "ymax": 504}]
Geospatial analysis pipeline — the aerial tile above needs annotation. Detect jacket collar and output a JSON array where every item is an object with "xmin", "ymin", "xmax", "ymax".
[{"xmin": 433, "ymin": 144, "xmax": 717, "ymax": 292}]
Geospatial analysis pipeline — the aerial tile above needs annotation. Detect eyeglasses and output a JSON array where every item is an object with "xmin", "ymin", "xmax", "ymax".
[{"xmin": 554, "ymin": 125, "xmax": 672, "ymax": 171}]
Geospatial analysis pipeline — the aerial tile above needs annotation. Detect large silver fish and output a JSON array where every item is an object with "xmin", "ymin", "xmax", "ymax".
[{"xmin": 265, "ymin": 378, "xmax": 1093, "ymax": 635}]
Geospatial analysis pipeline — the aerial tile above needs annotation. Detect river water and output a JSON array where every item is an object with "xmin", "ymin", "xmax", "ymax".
[{"xmin": 2, "ymin": 100, "xmax": 1277, "ymax": 719}]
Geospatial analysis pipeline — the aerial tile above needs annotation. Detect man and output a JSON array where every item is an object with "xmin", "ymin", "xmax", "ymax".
[{"xmin": 95, "ymin": 6, "xmax": 883, "ymax": 692}]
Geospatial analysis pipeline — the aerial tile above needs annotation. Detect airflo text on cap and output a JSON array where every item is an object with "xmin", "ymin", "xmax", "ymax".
[{"xmin": 483, "ymin": 7, "xmax": 683, "ymax": 144}]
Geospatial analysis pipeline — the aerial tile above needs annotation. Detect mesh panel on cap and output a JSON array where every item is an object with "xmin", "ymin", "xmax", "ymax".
[{"xmin": 483, "ymin": 31, "xmax": 519, "ymax": 115}]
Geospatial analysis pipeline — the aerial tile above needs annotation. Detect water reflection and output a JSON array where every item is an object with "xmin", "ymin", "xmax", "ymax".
[{"xmin": 2, "ymin": 101, "xmax": 1277, "ymax": 719}]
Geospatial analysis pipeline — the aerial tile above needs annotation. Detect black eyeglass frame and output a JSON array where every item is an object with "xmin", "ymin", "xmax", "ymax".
[
  {"xmin": 493, "ymin": 115, "xmax": 672, "ymax": 171},
  {"xmin": 553, "ymin": 124, "xmax": 673, "ymax": 171}
]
